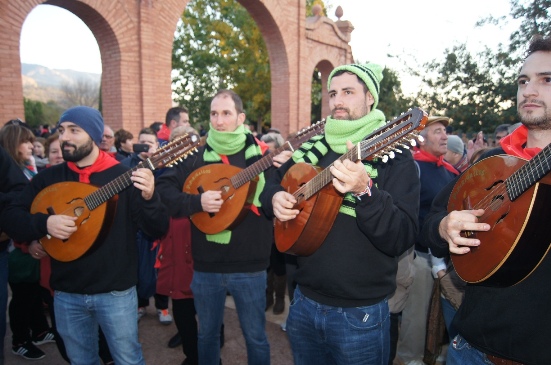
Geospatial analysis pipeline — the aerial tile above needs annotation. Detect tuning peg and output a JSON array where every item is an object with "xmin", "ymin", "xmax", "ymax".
[
  {"xmin": 398, "ymin": 143, "xmax": 410, "ymax": 149},
  {"xmin": 381, "ymin": 155, "xmax": 389, "ymax": 163}
]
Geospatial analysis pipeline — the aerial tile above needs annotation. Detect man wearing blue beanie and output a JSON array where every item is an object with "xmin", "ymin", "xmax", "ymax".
[
  {"xmin": 260, "ymin": 63, "xmax": 420, "ymax": 364},
  {"xmin": 1, "ymin": 105, "xmax": 169, "ymax": 364}
]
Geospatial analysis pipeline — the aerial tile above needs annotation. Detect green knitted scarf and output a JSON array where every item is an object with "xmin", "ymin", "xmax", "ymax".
[
  {"xmin": 203, "ymin": 125, "xmax": 265, "ymax": 244},
  {"xmin": 292, "ymin": 109, "xmax": 386, "ymax": 217}
]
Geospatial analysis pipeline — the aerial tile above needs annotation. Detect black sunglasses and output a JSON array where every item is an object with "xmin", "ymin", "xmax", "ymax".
[{"xmin": 5, "ymin": 119, "xmax": 33, "ymax": 131}]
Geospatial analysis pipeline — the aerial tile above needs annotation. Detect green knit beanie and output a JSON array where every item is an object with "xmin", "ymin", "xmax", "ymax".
[{"xmin": 327, "ymin": 63, "xmax": 384, "ymax": 109}]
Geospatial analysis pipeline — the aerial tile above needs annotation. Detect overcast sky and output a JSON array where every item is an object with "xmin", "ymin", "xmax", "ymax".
[{"xmin": 19, "ymin": 1, "xmax": 517, "ymax": 94}]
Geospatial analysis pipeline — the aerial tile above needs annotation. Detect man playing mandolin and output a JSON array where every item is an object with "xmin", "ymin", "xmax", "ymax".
[
  {"xmin": 0, "ymin": 106, "xmax": 169, "ymax": 365},
  {"xmin": 156, "ymin": 89, "xmax": 293, "ymax": 365},
  {"xmin": 260, "ymin": 63, "xmax": 420, "ymax": 364},
  {"xmin": 421, "ymin": 35, "xmax": 551, "ymax": 364}
]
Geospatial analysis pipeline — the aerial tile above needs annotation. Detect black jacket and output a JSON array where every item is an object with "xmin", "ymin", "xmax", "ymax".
[
  {"xmin": 1, "ymin": 162, "xmax": 169, "ymax": 294},
  {"xmin": 421, "ymin": 147, "xmax": 551, "ymax": 364},
  {"xmin": 260, "ymin": 147, "xmax": 420, "ymax": 307}
]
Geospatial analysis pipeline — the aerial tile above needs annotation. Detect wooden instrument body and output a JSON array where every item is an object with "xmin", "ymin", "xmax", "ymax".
[
  {"xmin": 449, "ymin": 155, "xmax": 551, "ymax": 286},
  {"xmin": 274, "ymin": 163, "xmax": 342, "ymax": 255},
  {"xmin": 30, "ymin": 181, "xmax": 117, "ymax": 262},
  {"xmin": 184, "ymin": 164, "xmax": 258, "ymax": 234}
]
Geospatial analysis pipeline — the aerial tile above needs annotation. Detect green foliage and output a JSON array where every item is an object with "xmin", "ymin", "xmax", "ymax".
[
  {"xmin": 306, "ymin": 0, "xmax": 329, "ymax": 16},
  {"xmin": 172, "ymin": 0, "xmax": 270, "ymax": 132},
  {"xmin": 416, "ymin": 44, "xmax": 518, "ymax": 135},
  {"xmin": 413, "ymin": 0, "xmax": 549, "ymax": 135},
  {"xmin": 503, "ymin": 0, "xmax": 550, "ymax": 54},
  {"xmin": 23, "ymin": 99, "xmax": 64, "ymax": 128},
  {"xmin": 378, "ymin": 68, "xmax": 415, "ymax": 120},
  {"xmin": 311, "ymin": 69, "xmax": 323, "ymax": 123}
]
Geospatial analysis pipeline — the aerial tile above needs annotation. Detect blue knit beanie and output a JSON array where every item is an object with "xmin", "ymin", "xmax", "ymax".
[
  {"xmin": 57, "ymin": 106, "xmax": 104, "ymax": 146},
  {"xmin": 328, "ymin": 63, "xmax": 384, "ymax": 109}
]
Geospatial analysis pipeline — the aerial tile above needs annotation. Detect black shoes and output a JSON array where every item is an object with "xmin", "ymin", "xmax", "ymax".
[
  {"xmin": 168, "ymin": 333, "xmax": 182, "ymax": 348},
  {"xmin": 12, "ymin": 341, "xmax": 46, "ymax": 360}
]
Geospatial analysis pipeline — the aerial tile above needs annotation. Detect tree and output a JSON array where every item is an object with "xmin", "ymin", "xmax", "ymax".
[
  {"xmin": 413, "ymin": 0, "xmax": 550, "ymax": 135},
  {"xmin": 23, "ymin": 98, "xmax": 64, "ymax": 129},
  {"xmin": 60, "ymin": 78, "xmax": 100, "ymax": 109},
  {"xmin": 172, "ymin": 0, "xmax": 270, "ymax": 132},
  {"xmin": 378, "ymin": 67, "xmax": 415, "ymax": 121}
]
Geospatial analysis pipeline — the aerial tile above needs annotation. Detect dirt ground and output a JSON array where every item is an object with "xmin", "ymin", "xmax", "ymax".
[{"xmin": 3, "ymin": 296, "xmax": 293, "ymax": 365}]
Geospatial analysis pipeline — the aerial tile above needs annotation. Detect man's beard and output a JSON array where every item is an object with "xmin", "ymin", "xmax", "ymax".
[
  {"xmin": 62, "ymin": 139, "xmax": 94, "ymax": 162},
  {"xmin": 331, "ymin": 105, "xmax": 368, "ymax": 120},
  {"xmin": 518, "ymin": 99, "xmax": 551, "ymax": 130}
]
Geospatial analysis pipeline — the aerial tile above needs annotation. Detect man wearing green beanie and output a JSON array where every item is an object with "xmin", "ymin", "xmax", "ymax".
[{"xmin": 261, "ymin": 63, "xmax": 420, "ymax": 364}]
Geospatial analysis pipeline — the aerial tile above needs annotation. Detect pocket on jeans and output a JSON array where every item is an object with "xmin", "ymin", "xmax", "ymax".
[
  {"xmin": 110, "ymin": 287, "xmax": 134, "ymax": 297},
  {"xmin": 343, "ymin": 304, "xmax": 386, "ymax": 330},
  {"xmin": 451, "ymin": 334, "xmax": 471, "ymax": 350}
]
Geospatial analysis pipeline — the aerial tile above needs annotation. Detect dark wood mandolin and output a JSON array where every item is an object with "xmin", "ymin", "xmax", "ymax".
[
  {"xmin": 449, "ymin": 145, "xmax": 551, "ymax": 286},
  {"xmin": 275, "ymin": 108, "xmax": 427, "ymax": 256},
  {"xmin": 184, "ymin": 121, "xmax": 326, "ymax": 235},
  {"xmin": 31, "ymin": 133, "xmax": 200, "ymax": 262}
]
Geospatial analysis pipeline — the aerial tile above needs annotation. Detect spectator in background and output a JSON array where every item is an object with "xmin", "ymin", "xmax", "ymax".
[
  {"xmin": 0, "ymin": 121, "xmax": 55, "ymax": 361},
  {"xmin": 149, "ymin": 121, "xmax": 163, "ymax": 135},
  {"xmin": 493, "ymin": 123, "xmax": 511, "ymax": 146},
  {"xmin": 114, "ymin": 129, "xmax": 134, "ymax": 161},
  {"xmin": 99, "ymin": 125, "xmax": 116, "ymax": 154},
  {"xmin": 119, "ymin": 128, "xmax": 173, "ymax": 325},
  {"xmin": 32, "ymin": 137, "xmax": 48, "ymax": 172},
  {"xmin": 260, "ymin": 132, "xmax": 287, "ymax": 316},
  {"xmin": 156, "ymin": 124, "xmax": 201, "ymax": 365},
  {"xmin": 157, "ymin": 107, "xmax": 190, "ymax": 145},
  {"xmin": 0, "ymin": 145, "xmax": 28, "ymax": 364},
  {"xmin": 397, "ymin": 116, "xmax": 459, "ymax": 365},
  {"xmin": 44, "ymin": 133, "xmax": 64, "ymax": 167},
  {"xmin": 445, "ymin": 135, "xmax": 469, "ymax": 172}
]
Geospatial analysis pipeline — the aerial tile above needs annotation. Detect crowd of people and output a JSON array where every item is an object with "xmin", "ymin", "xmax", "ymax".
[{"xmin": 0, "ymin": 35, "xmax": 550, "ymax": 365}]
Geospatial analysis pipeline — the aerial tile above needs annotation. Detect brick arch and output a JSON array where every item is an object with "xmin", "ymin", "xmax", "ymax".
[{"xmin": 1, "ymin": 0, "xmax": 353, "ymax": 137}]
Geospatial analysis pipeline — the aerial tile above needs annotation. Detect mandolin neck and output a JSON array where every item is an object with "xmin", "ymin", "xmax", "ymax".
[
  {"xmin": 294, "ymin": 147, "xmax": 359, "ymax": 201},
  {"xmin": 507, "ymin": 143, "xmax": 551, "ymax": 201},
  {"xmin": 84, "ymin": 160, "xmax": 154, "ymax": 210},
  {"xmin": 230, "ymin": 142, "xmax": 293, "ymax": 189}
]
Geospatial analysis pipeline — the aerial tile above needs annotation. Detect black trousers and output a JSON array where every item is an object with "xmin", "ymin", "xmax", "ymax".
[
  {"xmin": 8, "ymin": 281, "xmax": 50, "ymax": 346},
  {"xmin": 173, "ymin": 298, "xmax": 198, "ymax": 364}
]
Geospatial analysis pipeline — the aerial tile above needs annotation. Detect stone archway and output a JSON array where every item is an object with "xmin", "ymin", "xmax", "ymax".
[{"xmin": 0, "ymin": 0, "xmax": 353, "ymax": 137}]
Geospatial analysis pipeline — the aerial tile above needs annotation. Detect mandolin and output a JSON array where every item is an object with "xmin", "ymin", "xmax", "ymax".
[
  {"xmin": 184, "ymin": 121, "xmax": 326, "ymax": 235},
  {"xmin": 31, "ymin": 133, "xmax": 200, "ymax": 262},
  {"xmin": 275, "ymin": 108, "xmax": 427, "ymax": 256},
  {"xmin": 449, "ymin": 145, "xmax": 551, "ymax": 286}
]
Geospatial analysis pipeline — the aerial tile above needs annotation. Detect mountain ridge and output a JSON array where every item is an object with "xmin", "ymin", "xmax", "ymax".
[{"xmin": 21, "ymin": 63, "xmax": 101, "ymax": 103}]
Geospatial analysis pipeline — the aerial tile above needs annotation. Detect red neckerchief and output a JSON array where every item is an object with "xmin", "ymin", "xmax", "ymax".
[
  {"xmin": 413, "ymin": 147, "xmax": 459, "ymax": 175},
  {"xmin": 67, "ymin": 150, "xmax": 119, "ymax": 183},
  {"xmin": 218, "ymin": 138, "xmax": 269, "ymax": 216},
  {"xmin": 499, "ymin": 125, "xmax": 541, "ymax": 159}
]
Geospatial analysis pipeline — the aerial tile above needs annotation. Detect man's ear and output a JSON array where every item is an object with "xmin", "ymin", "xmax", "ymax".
[
  {"xmin": 365, "ymin": 91, "xmax": 375, "ymax": 107},
  {"xmin": 237, "ymin": 112, "xmax": 246, "ymax": 126}
]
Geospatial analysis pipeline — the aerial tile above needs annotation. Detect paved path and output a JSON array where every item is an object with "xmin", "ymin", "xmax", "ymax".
[{"xmin": 3, "ymin": 296, "xmax": 293, "ymax": 365}]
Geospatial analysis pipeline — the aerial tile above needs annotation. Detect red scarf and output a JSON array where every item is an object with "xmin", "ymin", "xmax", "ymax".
[
  {"xmin": 499, "ymin": 125, "xmax": 541, "ymax": 159},
  {"xmin": 413, "ymin": 147, "xmax": 459, "ymax": 175},
  {"xmin": 67, "ymin": 150, "xmax": 119, "ymax": 183}
]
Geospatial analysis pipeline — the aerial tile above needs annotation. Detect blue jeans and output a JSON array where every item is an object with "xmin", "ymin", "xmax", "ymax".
[
  {"xmin": 191, "ymin": 270, "xmax": 269, "ymax": 365},
  {"xmin": 440, "ymin": 296, "xmax": 458, "ymax": 341},
  {"xmin": 54, "ymin": 286, "xmax": 144, "ymax": 365},
  {"xmin": 447, "ymin": 335, "xmax": 494, "ymax": 365},
  {"xmin": 0, "ymin": 248, "xmax": 7, "ymax": 357},
  {"xmin": 287, "ymin": 286, "xmax": 390, "ymax": 365}
]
